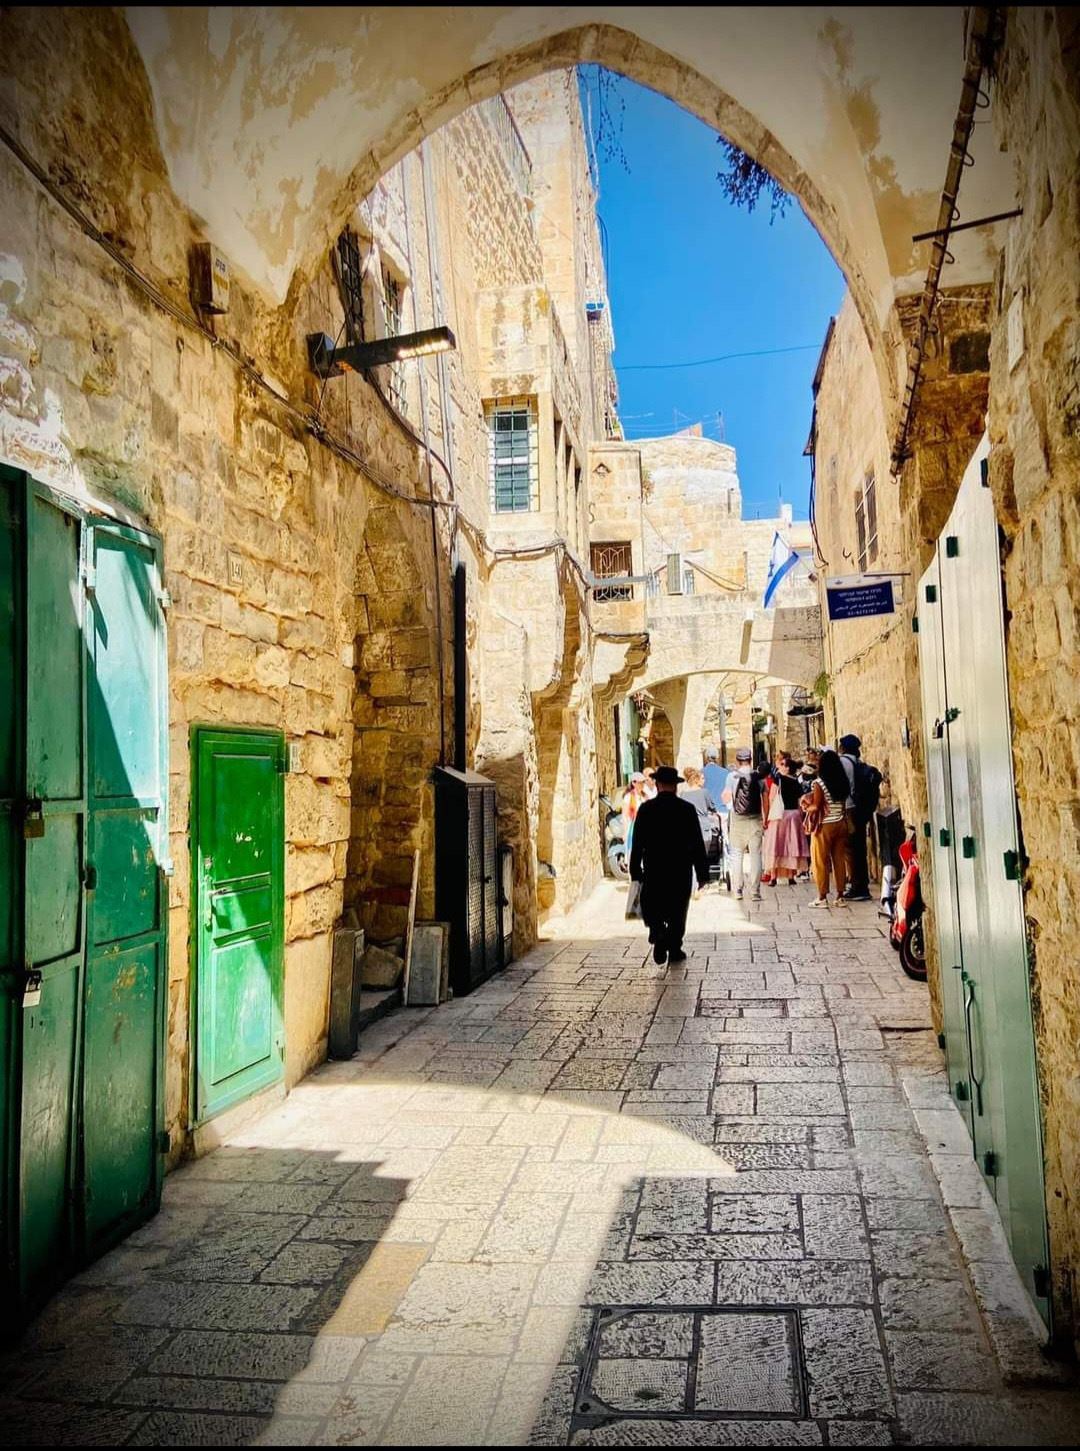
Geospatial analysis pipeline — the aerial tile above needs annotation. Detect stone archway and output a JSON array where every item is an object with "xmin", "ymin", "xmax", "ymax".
[
  {"xmin": 349, "ymin": 501, "xmax": 442, "ymax": 942},
  {"xmin": 125, "ymin": 8, "xmax": 1016, "ymax": 435}
]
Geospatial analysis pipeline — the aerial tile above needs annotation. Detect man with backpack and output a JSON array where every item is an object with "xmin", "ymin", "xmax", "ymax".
[
  {"xmin": 838, "ymin": 733, "xmax": 882, "ymax": 901},
  {"xmin": 725, "ymin": 747, "xmax": 766, "ymax": 901}
]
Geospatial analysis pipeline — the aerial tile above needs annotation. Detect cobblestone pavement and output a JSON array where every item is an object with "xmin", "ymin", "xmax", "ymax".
[{"xmin": 3, "ymin": 880, "xmax": 1079, "ymax": 1446}]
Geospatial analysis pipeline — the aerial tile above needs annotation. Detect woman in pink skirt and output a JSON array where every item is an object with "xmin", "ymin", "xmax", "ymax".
[{"xmin": 763, "ymin": 754, "xmax": 810, "ymax": 885}]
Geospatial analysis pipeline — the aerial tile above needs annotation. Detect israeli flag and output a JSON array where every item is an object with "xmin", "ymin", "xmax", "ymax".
[{"xmin": 762, "ymin": 532, "xmax": 801, "ymax": 608}]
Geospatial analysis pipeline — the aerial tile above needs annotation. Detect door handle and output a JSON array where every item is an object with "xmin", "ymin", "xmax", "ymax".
[{"xmin": 962, "ymin": 972, "xmax": 984, "ymax": 1116}]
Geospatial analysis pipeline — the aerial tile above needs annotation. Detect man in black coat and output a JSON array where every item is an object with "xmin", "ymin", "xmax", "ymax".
[{"xmin": 629, "ymin": 765, "xmax": 710, "ymax": 965}]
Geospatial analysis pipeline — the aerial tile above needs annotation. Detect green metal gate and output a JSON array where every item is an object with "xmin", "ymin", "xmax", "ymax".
[
  {"xmin": 917, "ymin": 436, "xmax": 1050, "ymax": 1324},
  {"xmin": 191, "ymin": 728, "xmax": 285, "ymax": 1123},
  {"xmin": 0, "ymin": 467, "xmax": 168, "ymax": 1316}
]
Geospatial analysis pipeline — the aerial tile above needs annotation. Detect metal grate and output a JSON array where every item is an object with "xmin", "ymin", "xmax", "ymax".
[
  {"xmin": 487, "ymin": 398, "xmax": 539, "ymax": 513},
  {"xmin": 467, "ymin": 795, "xmax": 485, "ymax": 976},
  {"xmin": 381, "ymin": 269, "xmax": 407, "ymax": 412},
  {"xmin": 334, "ymin": 229, "xmax": 365, "ymax": 345},
  {"xmin": 591, "ymin": 542, "xmax": 633, "ymax": 602}
]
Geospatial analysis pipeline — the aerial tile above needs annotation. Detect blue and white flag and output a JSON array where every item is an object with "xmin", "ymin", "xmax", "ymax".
[{"xmin": 762, "ymin": 533, "xmax": 801, "ymax": 608}]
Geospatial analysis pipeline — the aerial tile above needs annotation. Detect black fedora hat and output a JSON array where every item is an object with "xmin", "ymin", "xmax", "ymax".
[{"xmin": 653, "ymin": 765, "xmax": 684, "ymax": 785}]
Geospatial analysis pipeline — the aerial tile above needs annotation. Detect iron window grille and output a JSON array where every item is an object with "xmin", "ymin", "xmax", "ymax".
[
  {"xmin": 855, "ymin": 473, "xmax": 878, "ymax": 570},
  {"xmin": 487, "ymin": 398, "xmax": 539, "ymax": 513},
  {"xmin": 591, "ymin": 542, "xmax": 633, "ymax": 602},
  {"xmin": 381, "ymin": 269, "xmax": 407, "ymax": 412},
  {"xmin": 334, "ymin": 229, "xmax": 366, "ymax": 345},
  {"xmin": 864, "ymin": 473, "xmax": 879, "ymax": 564}
]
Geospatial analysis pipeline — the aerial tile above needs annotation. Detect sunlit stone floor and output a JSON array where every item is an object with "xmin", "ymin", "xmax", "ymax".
[{"xmin": 2, "ymin": 879, "xmax": 1078, "ymax": 1446}]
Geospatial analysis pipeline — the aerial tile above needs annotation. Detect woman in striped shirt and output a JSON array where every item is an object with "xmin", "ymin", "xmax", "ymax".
[{"xmin": 800, "ymin": 749, "xmax": 851, "ymax": 907}]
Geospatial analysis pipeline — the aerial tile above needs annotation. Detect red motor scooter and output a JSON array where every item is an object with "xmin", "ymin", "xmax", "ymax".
[{"xmin": 889, "ymin": 830, "xmax": 927, "ymax": 980}]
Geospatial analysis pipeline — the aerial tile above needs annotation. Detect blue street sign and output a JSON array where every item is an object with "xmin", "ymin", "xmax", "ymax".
[{"xmin": 826, "ymin": 577, "xmax": 895, "ymax": 620}]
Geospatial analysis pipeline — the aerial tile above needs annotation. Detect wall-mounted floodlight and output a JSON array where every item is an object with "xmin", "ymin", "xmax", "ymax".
[{"xmin": 307, "ymin": 325, "xmax": 456, "ymax": 378}]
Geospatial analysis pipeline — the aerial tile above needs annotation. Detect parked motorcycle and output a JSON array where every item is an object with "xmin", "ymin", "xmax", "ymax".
[
  {"xmin": 889, "ymin": 829, "xmax": 927, "ymax": 980},
  {"xmin": 601, "ymin": 794, "xmax": 630, "ymax": 877}
]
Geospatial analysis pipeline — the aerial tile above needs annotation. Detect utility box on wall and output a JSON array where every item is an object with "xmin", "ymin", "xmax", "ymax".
[{"xmin": 433, "ymin": 766, "xmax": 503, "ymax": 996}]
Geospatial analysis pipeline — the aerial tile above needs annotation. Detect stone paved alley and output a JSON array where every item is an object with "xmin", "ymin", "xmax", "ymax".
[{"xmin": 2, "ymin": 881, "xmax": 1079, "ymax": 1447}]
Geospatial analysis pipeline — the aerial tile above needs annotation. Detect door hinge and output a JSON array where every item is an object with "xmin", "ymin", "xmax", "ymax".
[
  {"xmin": 955, "ymin": 1081, "xmax": 969, "ymax": 1101},
  {"xmin": 940, "ymin": 827, "xmax": 951, "ymax": 848},
  {"xmin": 158, "ymin": 1130, "xmax": 171, "ymax": 1155},
  {"xmin": 937, "ymin": 1032, "xmax": 946, "ymax": 1049},
  {"xmin": 945, "ymin": 536, "xmax": 959, "ymax": 557},
  {"xmin": 83, "ymin": 863, "xmax": 98, "ymax": 890},
  {"xmin": 1032, "ymin": 1264, "xmax": 1050, "ymax": 1298},
  {"xmin": 925, "ymin": 583, "xmax": 938, "ymax": 603},
  {"xmin": 983, "ymin": 1150, "xmax": 999, "ymax": 1177},
  {"xmin": 1003, "ymin": 849, "xmax": 1022, "ymax": 880},
  {"xmin": 962, "ymin": 836, "xmax": 976, "ymax": 859},
  {"xmin": 158, "ymin": 588, "xmax": 172, "ymax": 611},
  {"xmin": 912, "ymin": 615, "xmax": 919, "ymax": 633},
  {"xmin": 980, "ymin": 457, "xmax": 990, "ymax": 489},
  {"xmin": 922, "ymin": 821, "xmax": 931, "ymax": 838},
  {"xmin": 944, "ymin": 706, "xmax": 960, "ymax": 724}
]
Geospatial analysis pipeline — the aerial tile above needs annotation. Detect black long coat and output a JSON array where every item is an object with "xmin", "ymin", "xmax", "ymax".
[{"xmin": 629, "ymin": 792, "xmax": 710, "ymax": 899}]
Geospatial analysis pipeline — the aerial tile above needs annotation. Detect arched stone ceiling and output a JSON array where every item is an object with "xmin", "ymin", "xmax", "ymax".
[{"xmin": 125, "ymin": 7, "xmax": 1015, "ymax": 379}]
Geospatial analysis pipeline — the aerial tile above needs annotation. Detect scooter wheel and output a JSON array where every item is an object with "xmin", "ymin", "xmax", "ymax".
[{"xmin": 899, "ymin": 921, "xmax": 927, "ymax": 980}]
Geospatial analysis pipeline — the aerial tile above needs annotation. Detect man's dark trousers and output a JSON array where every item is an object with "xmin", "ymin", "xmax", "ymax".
[
  {"xmin": 641, "ymin": 875, "xmax": 692, "ymax": 956},
  {"xmin": 845, "ymin": 808, "xmax": 871, "ymax": 895}
]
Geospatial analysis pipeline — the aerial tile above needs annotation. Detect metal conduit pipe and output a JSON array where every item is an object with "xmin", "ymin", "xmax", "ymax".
[{"xmin": 891, "ymin": 5, "xmax": 1004, "ymax": 474}]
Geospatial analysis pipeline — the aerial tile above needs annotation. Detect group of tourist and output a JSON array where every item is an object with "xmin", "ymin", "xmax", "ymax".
[{"xmin": 627, "ymin": 733, "xmax": 883, "ymax": 962}]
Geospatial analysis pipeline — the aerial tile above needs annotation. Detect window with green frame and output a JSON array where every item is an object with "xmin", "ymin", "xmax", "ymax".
[{"xmin": 487, "ymin": 398, "xmax": 538, "ymax": 513}]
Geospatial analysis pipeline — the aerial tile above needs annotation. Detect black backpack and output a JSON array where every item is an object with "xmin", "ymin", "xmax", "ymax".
[
  {"xmin": 852, "ymin": 760, "xmax": 882, "ymax": 817},
  {"xmin": 732, "ymin": 771, "xmax": 762, "ymax": 816}
]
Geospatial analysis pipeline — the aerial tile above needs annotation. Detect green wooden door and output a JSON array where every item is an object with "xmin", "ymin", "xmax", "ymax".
[
  {"xmin": 82, "ymin": 522, "xmax": 168, "ymax": 1253},
  {"xmin": 19, "ymin": 483, "xmax": 86, "ymax": 1303},
  {"xmin": 192, "ymin": 729, "xmax": 285, "ymax": 1122}
]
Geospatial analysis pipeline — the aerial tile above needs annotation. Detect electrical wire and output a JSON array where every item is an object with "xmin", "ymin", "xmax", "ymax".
[{"xmin": 617, "ymin": 343, "xmax": 821, "ymax": 373}]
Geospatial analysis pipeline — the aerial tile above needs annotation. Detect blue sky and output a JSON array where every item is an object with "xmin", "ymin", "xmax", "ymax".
[{"xmin": 581, "ymin": 70, "xmax": 845, "ymax": 520}]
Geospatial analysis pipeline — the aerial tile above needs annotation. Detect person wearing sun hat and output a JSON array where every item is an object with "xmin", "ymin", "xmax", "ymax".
[{"xmin": 628, "ymin": 764, "xmax": 709, "ymax": 965}]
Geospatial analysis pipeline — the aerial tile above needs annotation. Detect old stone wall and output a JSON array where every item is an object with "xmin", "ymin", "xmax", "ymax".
[
  {"xmin": 0, "ymin": 11, "xmax": 618, "ymax": 1165},
  {"xmin": 810, "ymin": 296, "xmax": 921, "ymax": 814},
  {"xmin": 814, "ymin": 10, "xmax": 1080, "ymax": 1344},
  {"xmin": 985, "ymin": 5, "xmax": 1080, "ymax": 1353}
]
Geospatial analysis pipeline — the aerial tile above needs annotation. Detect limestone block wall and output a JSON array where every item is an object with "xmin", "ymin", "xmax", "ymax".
[
  {"xmin": 0, "ymin": 10, "xmax": 619, "ymax": 1167},
  {"xmin": 985, "ymin": 6, "xmax": 1080, "ymax": 1351},
  {"xmin": 811, "ymin": 296, "xmax": 921, "ymax": 814},
  {"xmin": 0, "ymin": 106, "xmax": 436, "ymax": 1147}
]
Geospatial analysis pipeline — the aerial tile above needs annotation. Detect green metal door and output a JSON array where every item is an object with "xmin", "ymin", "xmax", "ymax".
[
  {"xmin": 19, "ymin": 482, "xmax": 86, "ymax": 1304},
  {"xmin": 918, "ymin": 436, "xmax": 1050, "ymax": 1325},
  {"xmin": 0, "ymin": 474, "xmax": 22, "ymax": 1303},
  {"xmin": 0, "ymin": 468, "xmax": 168, "ymax": 1316},
  {"xmin": 192, "ymin": 729, "xmax": 285, "ymax": 1121},
  {"xmin": 82, "ymin": 522, "xmax": 168, "ymax": 1253}
]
